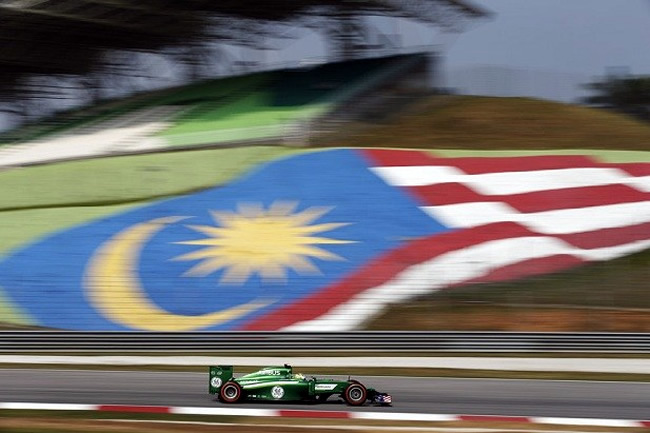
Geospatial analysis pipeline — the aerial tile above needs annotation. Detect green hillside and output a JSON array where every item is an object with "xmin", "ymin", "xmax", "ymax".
[
  {"xmin": 0, "ymin": 95, "xmax": 648, "ymax": 331},
  {"xmin": 322, "ymin": 95, "xmax": 650, "ymax": 151}
]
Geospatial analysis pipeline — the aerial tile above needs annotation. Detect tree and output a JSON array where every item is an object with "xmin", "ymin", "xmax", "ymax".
[{"xmin": 582, "ymin": 75, "xmax": 650, "ymax": 123}]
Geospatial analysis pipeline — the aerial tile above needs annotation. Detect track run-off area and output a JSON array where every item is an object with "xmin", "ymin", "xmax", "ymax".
[{"xmin": 2, "ymin": 368, "xmax": 649, "ymax": 425}]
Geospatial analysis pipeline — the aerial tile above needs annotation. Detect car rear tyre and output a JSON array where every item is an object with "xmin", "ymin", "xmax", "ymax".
[
  {"xmin": 343, "ymin": 383, "xmax": 367, "ymax": 406},
  {"xmin": 219, "ymin": 382, "xmax": 243, "ymax": 403}
]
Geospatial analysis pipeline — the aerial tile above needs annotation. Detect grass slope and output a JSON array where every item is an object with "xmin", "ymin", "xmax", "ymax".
[
  {"xmin": 0, "ymin": 147, "xmax": 294, "ymax": 212},
  {"xmin": 324, "ymin": 96, "xmax": 650, "ymax": 151},
  {"xmin": 0, "ymin": 96, "xmax": 648, "ymax": 330}
]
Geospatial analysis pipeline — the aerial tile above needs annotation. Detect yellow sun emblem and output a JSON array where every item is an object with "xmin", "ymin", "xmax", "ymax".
[{"xmin": 173, "ymin": 202, "xmax": 356, "ymax": 284}]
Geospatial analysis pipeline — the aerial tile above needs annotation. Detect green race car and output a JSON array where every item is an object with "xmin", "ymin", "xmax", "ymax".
[{"xmin": 209, "ymin": 364, "xmax": 392, "ymax": 406}]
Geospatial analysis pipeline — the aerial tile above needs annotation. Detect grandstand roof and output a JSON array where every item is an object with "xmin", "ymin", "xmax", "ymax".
[{"xmin": 0, "ymin": 0, "xmax": 488, "ymax": 78}]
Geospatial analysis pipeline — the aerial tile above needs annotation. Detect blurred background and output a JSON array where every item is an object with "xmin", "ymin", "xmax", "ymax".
[
  {"xmin": 0, "ymin": 0, "xmax": 649, "ymax": 333},
  {"xmin": 2, "ymin": 0, "xmax": 650, "ymax": 129}
]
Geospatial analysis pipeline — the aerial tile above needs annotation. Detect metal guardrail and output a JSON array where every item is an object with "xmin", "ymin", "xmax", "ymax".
[{"xmin": 1, "ymin": 332, "xmax": 649, "ymax": 353}]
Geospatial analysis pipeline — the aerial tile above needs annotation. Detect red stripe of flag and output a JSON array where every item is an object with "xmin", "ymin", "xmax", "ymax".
[
  {"xmin": 361, "ymin": 149, "xmax": 599, "ymax": 173},
  {"xmin": 409, "ymin": 183, "xmax": 649, "ymax": 213},
  {"xmin": 555, "ymin": 222, "xmax": 650, "ymax": 249},
  {"xmin": 408, "ymin": 183, "xmax": 484, "ymax": 206},
  {"xmin": 360, "ymin": 148, "xmax": 438, "ymax": 166},
  {"xmin": 603, "ymin": 162, "xmax": 650, "ymax": 177},
  {"xmin": 431, "ymin": 155, "xmax": 598, "ymax": 174}
]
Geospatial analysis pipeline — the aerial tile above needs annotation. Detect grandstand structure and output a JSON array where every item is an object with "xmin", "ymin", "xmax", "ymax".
[
  {"xmin": 0, "ymin": 0, "xmax": 489, "ymax": 164},
  {"xmin": 0, "ymin": 54, "xmax": 433, "ymax": 166}
]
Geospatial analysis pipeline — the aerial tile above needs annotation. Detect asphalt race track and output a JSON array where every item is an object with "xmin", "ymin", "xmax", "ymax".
[{"xmin": 2, "ymin": 369, "xmax": 649, "ymax": 419}]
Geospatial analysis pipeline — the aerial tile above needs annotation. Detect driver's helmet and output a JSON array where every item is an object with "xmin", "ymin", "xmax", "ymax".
[{"xmin": 293, "ymin": 373, "xmax": 305, "ymax": 380}]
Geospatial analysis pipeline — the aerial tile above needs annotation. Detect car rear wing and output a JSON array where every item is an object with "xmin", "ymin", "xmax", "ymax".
[{"xmin": 208, "ymin": 365, "xmax": 233, "ymax": 395}]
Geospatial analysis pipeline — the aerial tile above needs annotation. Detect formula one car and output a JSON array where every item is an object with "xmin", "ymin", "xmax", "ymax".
[{"xmin": 209, "ymin": 364, "xmax": 392, "ymax": 406}]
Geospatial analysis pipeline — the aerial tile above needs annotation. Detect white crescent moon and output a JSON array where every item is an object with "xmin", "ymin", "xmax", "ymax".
[{"xmin": 84, "ymin": 216, "xmax": 271, "ymax": 331}]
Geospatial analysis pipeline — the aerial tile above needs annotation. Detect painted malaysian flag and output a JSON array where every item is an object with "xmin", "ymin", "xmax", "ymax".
[
  {"xmin": 244, "ymin": 149, "xmax": 650, "ymax": 331},
  {"xmin": 0, "ymin": 148, "xmax": 648, "ymax": 331}
]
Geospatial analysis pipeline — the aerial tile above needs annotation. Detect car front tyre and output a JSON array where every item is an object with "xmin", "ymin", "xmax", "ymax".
[
  {"xmin": 219, "ymin": 382, "xmax": 243, "ymax": 403},
  {"xmin": 343, "ymin": 383, "xmax": 367, "ymax": 406}
]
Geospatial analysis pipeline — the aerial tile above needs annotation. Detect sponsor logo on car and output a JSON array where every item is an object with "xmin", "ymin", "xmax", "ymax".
[
  {"xmin": 258, "ymin": 369, "xmax": 283, "ymax": 376},
  {"xmin": 210, "ymin": 377, "xmax": 222, "ymax": 388},
  {"xmin": 271, "ymin": 386, "xmax": 285, "ymax": 399},
  {"xmin": 314, "ymin": 384, "xmax": 338, "ymax": 391}
]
